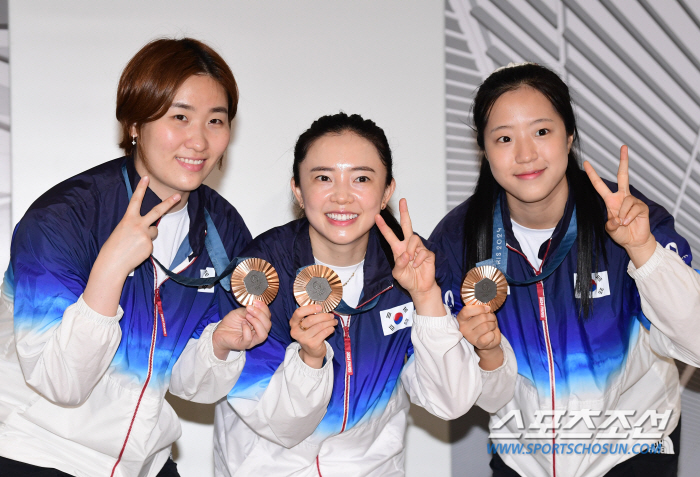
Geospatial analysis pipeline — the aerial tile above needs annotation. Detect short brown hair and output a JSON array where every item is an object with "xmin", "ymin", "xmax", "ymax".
[{"xmin": 116, "ymin": 37, "xmax": 239, "ymax": 156}]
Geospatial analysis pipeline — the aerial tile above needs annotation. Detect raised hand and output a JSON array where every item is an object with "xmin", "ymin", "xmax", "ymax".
[
  {"xmin": 583, "ymin": 146, "xmax": 656, "ymax": 267},
  {"xmin": 83, "ymin": 176, "xmax": 181, "ymax": 316},
  {"xmin": 375, "ymin": 199, "xmax": 444, "ymax": 317},
  {"xmin": 102, "ymin": 176, "xmax": 182, "ymax": 276},
  {"xmin": 289, "ymin": 304, "xmax": 337, "ymax": 369},
  {"xmin": 212, "ymin": 301, "xmax": 272, "ymax": 359},
  {"xmin": 457, "ymin": 305, "xmax": 503, "ymax": 370}
]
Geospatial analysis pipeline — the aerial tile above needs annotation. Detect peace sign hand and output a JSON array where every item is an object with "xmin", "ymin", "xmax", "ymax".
[
  {"xmin": 83, "ymin": 176, "xmax": 182, "ymax": 317},
  {"xmin": 100, "ymin": 176, "xmax": 182, "ymax": 278},
  {"xmin": 583, "ymin": 145, "xmax": 657, "ymax": 267},
  {"xmin": 376, "ymin": 199, "xmax": 445, "ymax": 317}
]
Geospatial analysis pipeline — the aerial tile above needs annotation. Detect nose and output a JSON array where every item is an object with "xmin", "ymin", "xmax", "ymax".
[
  {"xmin": 186, "ymin": 125, "xmax": 208, "ymax": 152},
  {"xmin": 331, "ymin": 181, "xmax": 353, "ymax": 205},
  {"xmin": 514, "ymin": 136, "xmax": 537, "ymax": 164}
]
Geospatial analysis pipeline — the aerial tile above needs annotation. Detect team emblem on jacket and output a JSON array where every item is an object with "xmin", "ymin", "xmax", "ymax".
[
  {"xmin": 380, "ymin": 302, "xmax": 415, "ymax": 336},
  {"xmin": 198, "ymin": 267, "xmax": 216, "ymax": 293},
  {"xmin": 573, "ymin": 271, "xmax": 610, "ymax": 298}
]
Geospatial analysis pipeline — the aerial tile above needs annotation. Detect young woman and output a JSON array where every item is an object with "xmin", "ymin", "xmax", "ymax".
[
  {"xmin": 213, "ymin": 112, "xmax": 517, "ymax": 476},
  {"xmin": 429, "ymin": 63, "xmax": 700, "ymax": 477},
  {"xmin": 0, "ymin": 38, "xmax": 271, "ymax": 477}
]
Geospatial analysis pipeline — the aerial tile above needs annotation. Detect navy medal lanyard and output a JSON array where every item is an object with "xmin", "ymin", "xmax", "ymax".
[
  {"xmin": 476, "ymin": 195, "xmax": 577, "ymax": 286},
  {"xmin": 122, "ymin": 163, "xmax": 241, "ymax": 291}
]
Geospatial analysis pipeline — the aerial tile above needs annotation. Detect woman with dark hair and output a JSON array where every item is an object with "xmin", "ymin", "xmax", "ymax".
[
  {"xmin": 213, "ymin": 112, "xmax": 517, "ymax": 476},
  {"xmin": 430, "ymin": 62, "xmax": 700, "ymax": 477},
  {"xmin": 0, "ymin": 38, "xmax": 270, "ymax": 477}
]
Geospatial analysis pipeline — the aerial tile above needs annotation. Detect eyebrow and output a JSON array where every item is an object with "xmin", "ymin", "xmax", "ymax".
[
  {"xmin": 308, "ymin": 166, "xmax": 377, "ymax": 173},
  {"xmin": 171, "ymin": 102, "xmax": 228, "ymax": 114},
  {"xmin": 489, "ymin": 118, "xmax": 554, "ymax": 134}
]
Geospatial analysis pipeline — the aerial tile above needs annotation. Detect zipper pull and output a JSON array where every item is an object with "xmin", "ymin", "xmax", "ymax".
[
  {"xmin": 536, "ymin": 281, "xmax": 546, "ymax": 321},
  {"xmin": 155, "ymin": 288, "xmax": 168, "ymax": 337},
  {"xmin": 343, "ymin": 324, "xmax": 353, "ymax": 375}
]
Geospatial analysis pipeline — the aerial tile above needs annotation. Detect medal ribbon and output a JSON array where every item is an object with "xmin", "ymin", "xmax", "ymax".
[
  {"xmin": 295, "ymin": 265, "xmax": 382, "ymax": 315},
  {"xmin": 122, "ymin": 163, "xmax": 239, "ymax": 291},
  {"xmin": 476, "ymin": 195, "xmax": 577, "ymax": 286}
]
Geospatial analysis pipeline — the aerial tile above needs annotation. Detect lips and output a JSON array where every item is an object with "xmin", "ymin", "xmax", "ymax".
[
  {"xmin": 176, "ymin": 157, "xmax": 205, "ymax": 165},
  {"xmin": 515, "ymin": 169, "xmax": 544, "ymax": 180},
  {"xmin": 176, "ymin": 156, "xmax": 207, "ymax": 172},
  {"xmin": 326, "ymin": 213, "xmax": 359, "ymax": 221}
]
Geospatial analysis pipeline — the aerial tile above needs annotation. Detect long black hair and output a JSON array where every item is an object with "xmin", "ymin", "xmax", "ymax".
[
  {"xmin": 466, "ymin": 64, "xmax": 607, "ymax": 317},
  {"xmin": 293, "ymin": 112, "xmax": 404, "ymax": 267}
]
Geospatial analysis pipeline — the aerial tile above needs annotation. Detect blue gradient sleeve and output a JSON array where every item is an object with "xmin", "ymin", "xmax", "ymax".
[{"xmin": 12, "ymin": 208, "xmax": 92, "ymax": 337}]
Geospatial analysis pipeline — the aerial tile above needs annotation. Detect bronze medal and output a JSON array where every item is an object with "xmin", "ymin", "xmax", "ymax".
[
  {"xmin": 293, "ymin": 265, "xmax": 343, "ymax": 313},
  {"xmin": 461, "ymin": 265, "xmax": 508, "ymax": 311},
  {"xmin": 230, "ymin": 258, "xmax": 280, "ymax": 306}
]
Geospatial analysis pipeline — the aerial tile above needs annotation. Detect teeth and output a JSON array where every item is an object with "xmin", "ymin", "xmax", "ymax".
[
  {"xmin": 326, "ymin": 213, "xmax": 358, "ymax": 221},
  {"xmin": 177, "ymin": 157, "xmax": 204, "ymax": 165}
]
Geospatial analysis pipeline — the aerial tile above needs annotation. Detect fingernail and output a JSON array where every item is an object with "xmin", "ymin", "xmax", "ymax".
[
  {"xmin": 316, "ymin": 305, "xmax": 322, "ymax": 312},
  {"xmin": 173, "ymin": 194, "xmax": 181, "ymax": 202}
]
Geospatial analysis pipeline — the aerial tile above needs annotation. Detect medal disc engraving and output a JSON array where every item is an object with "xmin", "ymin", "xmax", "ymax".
[
  {"xmin": 230, "ymin": 258, "xmax": 279, "ymax": 306},
  {"xmin": 244, "ymin": 270, "xmax": 269, "ymax": 296},
  {"xmin": 474, "ymin": 278, "xmax": 497, "ymax": 303},
  {"xmin": 294, "ymin": 265, "xmax": 343, "ymax": 313},
  {"xmin": 461, "ymin": 265, "xmax": 508, "ymax": 311},
  {"xmin": 306, "ymin": 277, "xmax": 332, "ymax": 302}
]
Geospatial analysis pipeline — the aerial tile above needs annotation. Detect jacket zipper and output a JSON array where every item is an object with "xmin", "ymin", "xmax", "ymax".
[
  {"xmin": 508, "ymin": 241, "xmax": 557, "ymax": 476},
  {"xmin": 317, "ymin": 285, "xmax": 393, "ymax": 476},
  {"xmin": 111, "ymin": 268, "xmax": 160, "ymax": 476}
]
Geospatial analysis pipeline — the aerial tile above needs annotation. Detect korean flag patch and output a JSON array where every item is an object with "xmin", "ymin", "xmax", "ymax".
[
  {"xmin": 380, "ymin": 302, "xmax": 415, "ymax": 336},
  {"xmin": 573, "ymin": 271, "xmax": 610, "ymax": 298}
]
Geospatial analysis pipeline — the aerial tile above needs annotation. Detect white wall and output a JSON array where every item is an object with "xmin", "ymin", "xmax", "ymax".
[{"xmin": 9, "ymin": 2, "xmax": 448, "ymax": 476}]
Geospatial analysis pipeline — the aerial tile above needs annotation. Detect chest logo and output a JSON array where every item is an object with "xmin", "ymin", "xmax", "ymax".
[
  {"xmin": 573, "ymin": 271, "xmax": 610, "ymax": 298},
  {"xmin": 380, "ymin": 302, "xmax": 414, "ymax": 336},
  {"xmin": 198, "ymin": 267, "xmax": 216, "ymax": 293}
]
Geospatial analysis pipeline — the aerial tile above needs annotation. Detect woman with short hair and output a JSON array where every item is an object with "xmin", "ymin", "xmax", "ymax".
[{"xmin": 0, "ymin": 38, "xmax": 270, "ymax": 477}]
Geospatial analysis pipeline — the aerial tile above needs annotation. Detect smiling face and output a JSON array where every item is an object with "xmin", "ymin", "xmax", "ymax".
[
  {"xmin": 132, "ymin": 74, "xmax": 230, "ymax": 208},
  {"xmin": 292, "ymin": 131, "xmax": 395, "ymax": 265},
  {"xmin": 484, "ymin": 86, "xmax": 573, "ymax": 226}
]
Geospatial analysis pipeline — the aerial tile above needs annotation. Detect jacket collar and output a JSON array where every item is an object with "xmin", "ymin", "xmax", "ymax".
[
  {"xmin": 292, "ymin": 219, "xmax": 395, "ymax": 302},
  {"xmin": 122, "ymin": 156, "xmax": 207, "ymax": 256},
  {"xmin": 501, "ymin": 182, "xmax": 575, "ymax": 262}
]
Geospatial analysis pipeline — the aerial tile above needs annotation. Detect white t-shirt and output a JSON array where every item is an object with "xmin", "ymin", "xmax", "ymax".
[
  {"xmin": 314, "ymin": 258, "xmax": 364, "ymax": 309},
  {"xmin": 152, "ymin": 204, "xmax": 190, "ymax": 288},
  {"xmin": 510, "ymin": 219, "xmax": 555, "ymax": 270}
]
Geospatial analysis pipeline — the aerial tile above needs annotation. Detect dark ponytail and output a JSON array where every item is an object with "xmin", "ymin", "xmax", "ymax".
[
  {"xmin": 293, "ymin": 112, "xmax": 403, "ymax": 267},
  {"xmin": 467, "ymin": 64, "xmax": 607, "ymax": 318}
]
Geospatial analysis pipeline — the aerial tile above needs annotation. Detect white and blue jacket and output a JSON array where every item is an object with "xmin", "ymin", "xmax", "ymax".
[
  {"xmin": 213, "ymin": 219, "xmax": 517, "ymax": 477},
  {"xmin": 0, "ymin": 157, "xmax": 252, "ymax": 477},
  {"xmin": 429, "ymin": 182, "xmax": 700, "ymax": 477}
]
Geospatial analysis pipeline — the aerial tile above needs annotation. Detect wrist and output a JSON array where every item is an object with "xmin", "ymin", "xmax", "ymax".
[
  {"xmin": 475, "ymin": 346, "xmax": 503, "ymax": 371},
  {"xmin": 298, "ymin": 348, "xmax": 324, "ymax": 369},
  {"xmin": 211, "ymin": 327, "xmax": 234, "ymax": 360},
  {"xmin": 412, "ymin": 284, "xmax": 445, "ymax": 317},
  {"xmin": 625, "ymin": 235, "xmax": 657, "ymax": 269}
]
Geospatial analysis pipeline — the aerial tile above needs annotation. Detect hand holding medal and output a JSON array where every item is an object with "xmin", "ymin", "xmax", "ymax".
[
  {"xmin": 290, "ymin": 265, "xmax": 340, "ymax": 369},
  {"xmin": 583, "ymin": 145, "xmax": 656, "ymax": 268}
]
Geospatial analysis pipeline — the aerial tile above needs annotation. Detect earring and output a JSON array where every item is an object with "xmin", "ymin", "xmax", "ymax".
[{"xmin": 132, "ymin": 136, "xmax": 137, "ymax": 146}]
